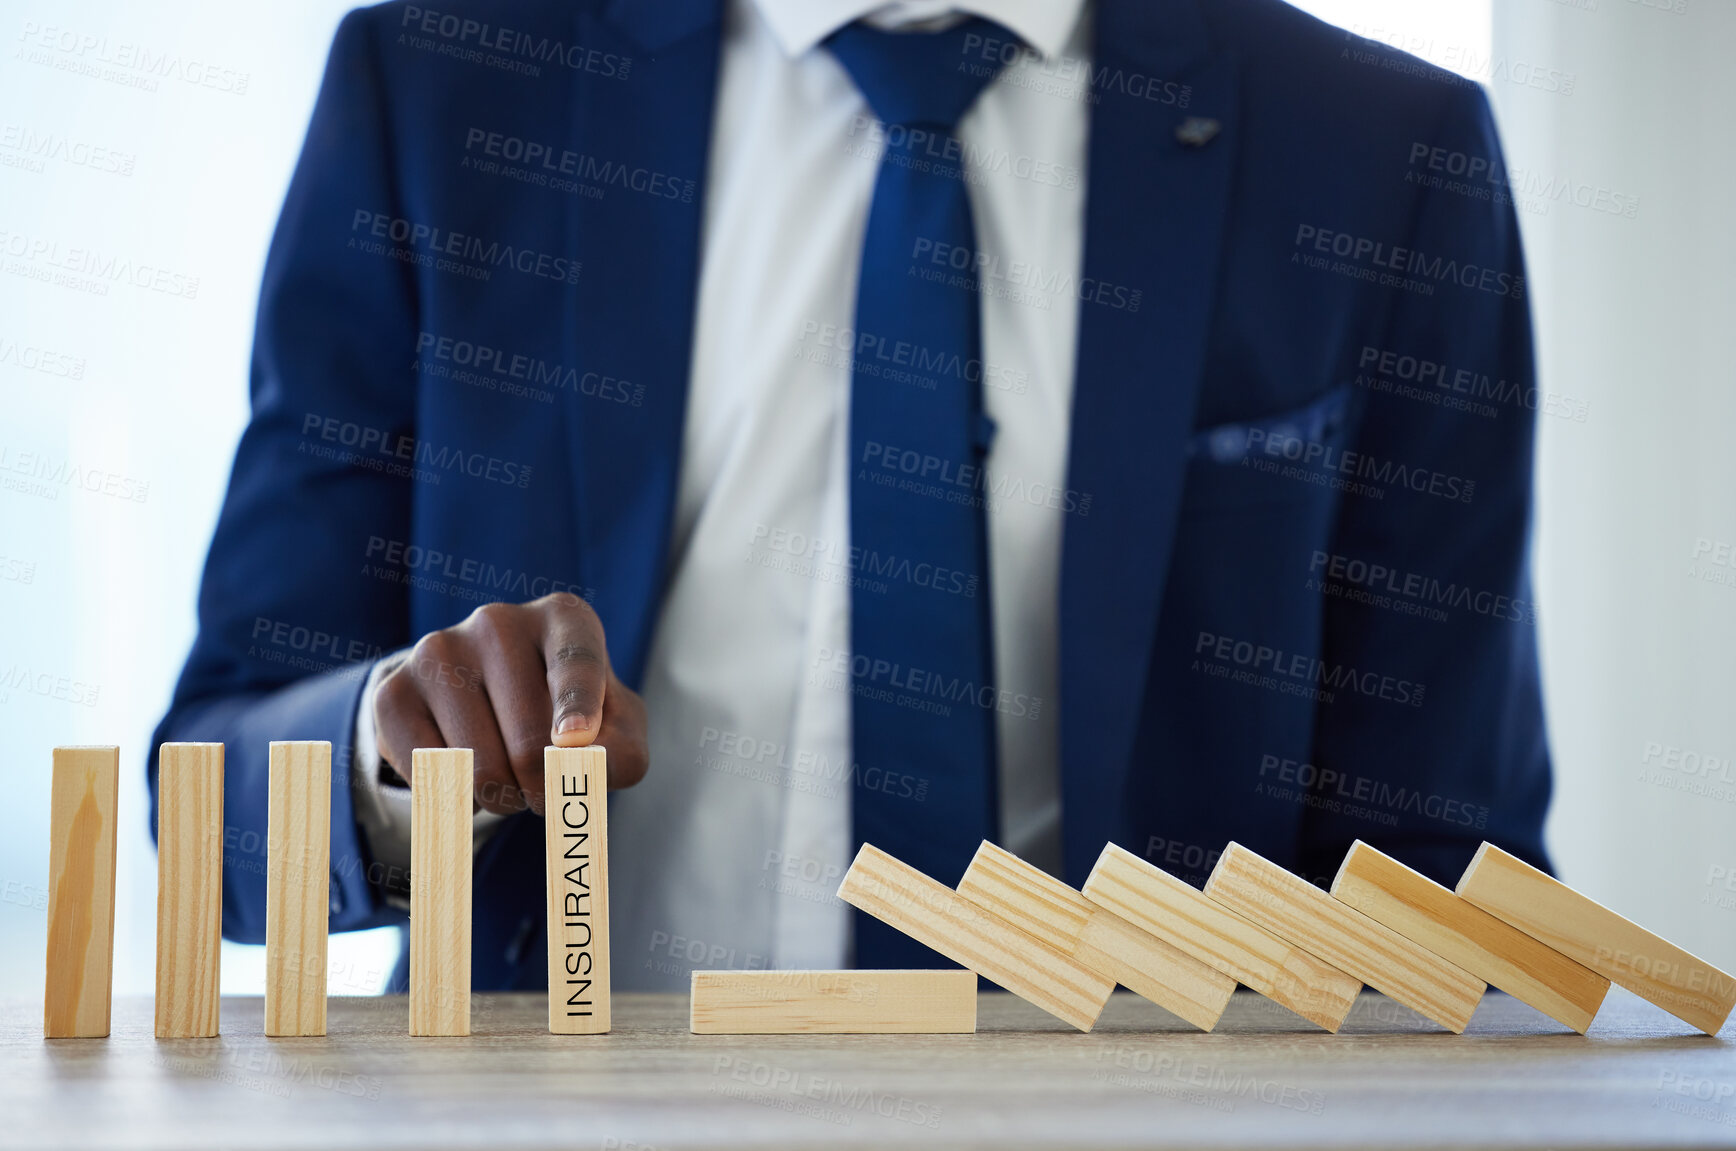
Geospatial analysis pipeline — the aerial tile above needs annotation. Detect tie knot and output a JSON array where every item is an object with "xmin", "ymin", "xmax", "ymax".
[{"xmin": 825, "ymin": 16, "xmax": 1015, "ymax": 131}]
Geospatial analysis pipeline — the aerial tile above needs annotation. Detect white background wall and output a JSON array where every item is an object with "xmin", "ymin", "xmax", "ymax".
[
  {"xmin": 1, "ymin": 0, "xmax": 1730, "ymax": 1003},
  {"xmin": 1490, "ymin": 0, "xmax": 1736, "ymax": 978},
  {"xmin": 1305, "ymin": 0, "xmax": 1736, "ymax": 978},
  {"xmin": 0, "ymin": 0, "xmax": 398, "ymax": 997}
]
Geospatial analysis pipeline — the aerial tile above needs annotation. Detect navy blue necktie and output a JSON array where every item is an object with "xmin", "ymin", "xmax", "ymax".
[{"xmin": 826, "ymin": 18, "xmax": 1010, "ymax": 967}]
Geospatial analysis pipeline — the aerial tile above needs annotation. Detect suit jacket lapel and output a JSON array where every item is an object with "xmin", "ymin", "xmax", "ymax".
[
  {"xmin": 1060, "ymin": 0, "xmax": 1239, "ymax": 880},
  {"xmin": 563, "ymin": 0, "xmax": 724, "ymax": 686}
]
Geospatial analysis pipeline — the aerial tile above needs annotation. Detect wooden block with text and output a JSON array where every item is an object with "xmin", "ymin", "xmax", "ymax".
[
  {"xmin": 958, "ymin": 841, "xmax": 1235, "ymax": 1030},
  {"xmin": 544, "ymin": 746, "xmax": 610, "ymax": 1034},
  {"xmin": 44, "ymin": 746, "xmax": 120, "ymax": 1038},
  {"xmin": 1082, "ymin": 843, "xmax": 1361, "ymax": 1031},
  {"xmin": 265, "ymin": 741, "xmax": 331, "ymax": 1037},
  {"xmin": 690, "ymin": 969, "xmax": 976, "ymax": 1034},
  {"xmin": 155, "ymin": 742, "xmax": 224, "ymax": 1038},
  {"xmin": 837, "ymin": 844, "xmax": 1113, "ymax": 1031},
  {"xmin": 1457, "ymin": 842, "xmax": 1735, "ymax": 1035},
  {"xmin": 1206, "ymin": 842, "xmax": 1485, "ymax": 1033},
  {"xmin": 1333, "ymin": 841, "xmax": 1608, "ymax": 1033},
  {"xmin": 410, "ymin": 748, "xmax": 472, "ymax": 1037}
]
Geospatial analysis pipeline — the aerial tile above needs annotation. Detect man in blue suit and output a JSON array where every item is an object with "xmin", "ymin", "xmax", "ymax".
[{"xmin": 153, "ymin": 0, "xmax": 1552, "ymax": 991}]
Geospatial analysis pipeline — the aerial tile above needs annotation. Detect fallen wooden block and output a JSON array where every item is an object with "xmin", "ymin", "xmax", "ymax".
[
  {"xmin": 1457, "ymin": 842, "xmax": 1735, "ymax": 1036},
  {"xmin": 1332, "ymin": 840, "xmax": 1608, "ymax": 1033},
  {"xmin": 410, "ymin": 748, "xmax": 472, "ymax": 1037},
  {"xmin": 1082, "ymin": 844, "xmax": 1361, "ymax": 1031},
  {"xmin": 44, "ymin": 746, "xmax": 120, "ymax": 1038},
  {"xmin": 544, "ymin": 745, "xmax": 610, "ymax": 1034},
  {"xmin": 1206, "ymin": 842, "xmax": 1485, "ymax": 1033},
  {"xmin": 264, "ymin": 741, "xmax": 331, "ymax": 1037},
  {"xmin": 957, "ymin": 841, "xmax": 1234, "ymax": 1030},
  {"xmin": 837, "ymin": 843, "xmax": 1113, "ymax": 1031},
  {"xmin": 690, "ymin": 969, "xmax": 976, "ymax": 1034},
  {"xmin": 156, "ymin": 742, "xmax": 224, "ymax": 1039}
]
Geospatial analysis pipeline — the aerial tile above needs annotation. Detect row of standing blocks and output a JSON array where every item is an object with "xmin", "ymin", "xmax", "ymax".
[
  {"xmin": 43, "ymin": 743, "xmax": 1734, "ymax": 1040},
  {"xmin": 44, "ymin": 742, "xmax": 608, "ymax": 1039}
]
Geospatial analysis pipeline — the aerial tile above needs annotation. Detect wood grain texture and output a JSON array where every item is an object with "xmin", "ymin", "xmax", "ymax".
[
  {"xmin": 958, "ymin": 842, "xmax": 1235, "ymax": 1031},
  {"xmin": 544, "ymin": 746, "xmax": 609, "ymax": 1034},
  {"xmin": 837, "ymin": 844, "xmax": 1113, "ymax": 1031},
  {"xmin": 155, "ymin": 742, "xmax": 224, "ymax": 1038},
  {"xmin": 3, "ymin": 992, "xmax": 1726, "ymax": 1151},
  {"xmin": 44, "ymin": 746, "xmax": 119, "ymax": 1038},
  {"xmin": 1457, "ymin": 842, "xmax": 1736, "ymax": 1035},
  {"xmin": 265, "ymin": 742, "xmax": 330, "ymax": 1037},
  {"xmin": 1206, "ymin": 842, "xmax": 1485, "ymax": 1033},
  {"xmin": 1333, "ymin": 840, "xmax": 1609, "ymax": 1033},
  {"xmin": 1082, "ymin": 844, "xmax": 1361, "ymax": 1031},
  {"xmin": 410, "ymin": 748, "xmax": 472, "ymax": 1037},
  {"xmin": 690, "ymin": 970, "xmax": 977, "ymax": 1034}
]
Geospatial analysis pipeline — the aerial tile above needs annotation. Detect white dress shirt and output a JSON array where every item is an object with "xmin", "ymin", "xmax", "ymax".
[{"xmin": 355, "ymin": 0, "xmax": 1089, "ymax": 987}]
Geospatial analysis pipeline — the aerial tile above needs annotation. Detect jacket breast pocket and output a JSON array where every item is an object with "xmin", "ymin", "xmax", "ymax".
[{"xmin": 1178, "ymin": 383, "xmax": 1357, "ymax": 515}]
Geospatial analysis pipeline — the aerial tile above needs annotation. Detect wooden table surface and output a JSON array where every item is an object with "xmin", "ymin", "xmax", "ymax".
[{"xmin": 2, "ymin": 988, "xmax": 1732, "ymax": 1149}]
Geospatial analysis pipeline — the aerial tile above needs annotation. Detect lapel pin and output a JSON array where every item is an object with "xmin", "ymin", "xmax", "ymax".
[{"xmin": 1175, "ymin": 116, "xmax": 1221, "ymax": 148}]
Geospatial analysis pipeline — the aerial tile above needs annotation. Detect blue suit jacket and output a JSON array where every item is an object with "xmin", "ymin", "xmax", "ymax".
[{"xmin": 153, "ymin": 0, "xmax": 1552, "ymax": 989}]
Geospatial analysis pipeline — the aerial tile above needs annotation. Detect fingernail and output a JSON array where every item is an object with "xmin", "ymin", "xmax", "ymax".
[{"xmin": 557, "ymin": 715, "xmax": 589, "ymax": 735}]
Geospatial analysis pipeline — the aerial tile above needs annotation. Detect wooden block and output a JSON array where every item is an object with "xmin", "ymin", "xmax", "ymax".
[
  {"xmin": 837, "ymin": 844, "xmax": 1113, "ymax": 1031},
  {"xmin": 155, "ymin": 742, "xmax": 224, "ymax": 1039},
  {"xmin": 264, "ymin": 741, "xmax": 331, "ymax": 1037},
  {"xmin": 544, "ymin": 745, "xmax": 610, "ymax": 1034},
  {"xmin": 1457, "ymin": 842, "xmax": 1735, "ymax": 1035},
  {"xmin": 957, "ymin": 842, "xmax": 1234, "ymax": 1030},
  {"xmin": 1082, "ymin": 843, "xmax": 1361, "ymax": 1031},
  {"xmin": 690, "ymin": 969, "xmax": 977, "ymax": 1034},
  {"xmin": 44, "ymin": 746, "xmax": 120, "ymax": 1038},
  {"xmin": 410, "ymin": 748, "xmax": 472, "ymax": 1037},
  {"xmin": 1332, "ymin": 840, "xmax": 1609, "ymax": 1033},
  {"xmin": 1205, "ymin": 841, "xmax": 1485, "ymax": 1032}
]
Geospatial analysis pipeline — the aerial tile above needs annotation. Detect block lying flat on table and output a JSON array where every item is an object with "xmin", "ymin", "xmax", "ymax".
[
  {"xmin": 837, "ymin": 844, "xmax": 1113, "ymax": 1031},
  {"xmin": 957, "ymin": 841, "xmax": 1235, "ymax": 1031},
  {"xmin": 44, "ymin": 746, "xmax": 120, "ymax": 1038},
  {"xmin": 544, "ymin": 746, "xmax": 610, "ymax": 1034},
  {"xmin": 410, "ymin": 748, "xmax": 473, "ymax": 1037},
  {"xmin": 690, "ymin": 969, "xmax": 977, "ymax": 1034},
  {"xmin": 1206, "ymin": 842, "xmax": 1485, "ymax": 1033},
  {"xmin": 156, "ymin": 743, "xmax": 224, "ymax": 1038},
  {"xmin": 1333, "ymin": 840, "xmax": 1609, "ymax": 1033},
  {"xmin": 1082, "ymin": 844, "xmax": 1361, "ymax": 1031},
  {"xmin": 265, "ymin": 741, "xmax": 331, "ymax": 1037},
  {"xmin": 1457, "ymin": 842, "xmax": 1735, "ymax": 1036}
]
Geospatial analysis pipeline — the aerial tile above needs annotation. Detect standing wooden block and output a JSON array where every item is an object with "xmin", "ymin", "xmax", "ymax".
[
  {"xmin": 544, "ymin": 745, "xmax": 610, "ymax": 1034},
  {"xmin": 1205, "ymin": 842, "xmax": 1485, "ymax": 1033},
  {"xmin": 957, "ymin": 842, "xmax": 1235, "ymax": 1030},
  {"xmin": 410, "ymin": 748, "xmax": 472, "ymax": 1037},
  {"xmin": 44, "ymin": 746, "xmax": 120, "ymax": 1038},
  {"xmin": 1457, "ymin": 842, "xmax": 1736, "ymax": 1035},
  {"xmin": 1333, "ymin": 841, "xmax": 1609, "ymax": 1033},
  {"xmin": 264, "ymin": 741, "xmax": 331, "ymax": 1037},
  {"xmin": 837, "ymin": 844, "xmax": 1113, "ymax": 1031},
  {"xmin": 155, "ymin": 742, "xmax": 224, "ymax": 1039},
  {"xmin": 690, "ymin": 969, "xmax": 976, "ymax": 1034},
  {"xmin": 1082, "ymin": 844, "xmax": 1361, "ymax": 1031}
]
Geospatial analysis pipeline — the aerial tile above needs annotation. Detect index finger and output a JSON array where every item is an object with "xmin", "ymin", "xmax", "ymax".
[{"xmin": 541, "ymin": 594, "xmax": 609, "ymax": 748}]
